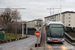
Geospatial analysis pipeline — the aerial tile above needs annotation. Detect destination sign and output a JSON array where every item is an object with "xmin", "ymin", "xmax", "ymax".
[{"xmin": 50, "ymin": 25, "xmax": 63, "ymax": 27}]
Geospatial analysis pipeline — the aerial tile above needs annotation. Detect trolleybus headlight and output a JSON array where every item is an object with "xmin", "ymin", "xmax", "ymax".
[
  {"xmin": 48, "ymin": 38, "xmax": 50, "ymax": 40},
  {"xmin": 61, "ymin": 39, "xmax": 64, "ymax": 41}
]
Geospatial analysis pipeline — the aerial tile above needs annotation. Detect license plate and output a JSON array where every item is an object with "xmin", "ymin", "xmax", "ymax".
[{"xmin": 52, "ymin": 39, "xmax": 60, "ymax": 41}]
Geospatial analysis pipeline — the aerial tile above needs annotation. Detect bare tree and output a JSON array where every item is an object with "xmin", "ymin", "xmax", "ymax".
[
  {"xmin": 0, "ymin": 8, "xmax": 21, "ymax": 30},
  {"xmin": 11, "ymin": 9, "xmax": 21, "ymax": 21}
]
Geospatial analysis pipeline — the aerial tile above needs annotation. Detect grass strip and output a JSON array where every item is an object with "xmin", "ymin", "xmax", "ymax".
[
  {"xmin": 3, "ymin": 33, "xmax": 22, "ymax": 40},
  {"xmin": 72, "ymin": 42, "xmax": 75, "ymax": 44}
]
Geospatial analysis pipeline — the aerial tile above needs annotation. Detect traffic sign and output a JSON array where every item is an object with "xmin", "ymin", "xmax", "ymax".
[{"xmin": 35, "ymin": 31, "xmax": 40, "ymax": 37}]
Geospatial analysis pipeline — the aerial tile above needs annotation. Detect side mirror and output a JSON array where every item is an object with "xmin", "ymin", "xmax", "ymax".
[
  {"xmin": 45, "ymin": 26, "xmax": 49, "ymax": 29},
  {"xmin": 64, "ymin": 26, "xmax": 67, "ymax": 32},
  {"xmin": 45, "ymin": 26, "xmax": 47, "ymax": 29}
]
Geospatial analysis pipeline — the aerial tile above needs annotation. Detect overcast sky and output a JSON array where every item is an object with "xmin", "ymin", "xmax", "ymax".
[{"xmin": 0, "ymin": 0, "xmax": 75, "ymax": 21}]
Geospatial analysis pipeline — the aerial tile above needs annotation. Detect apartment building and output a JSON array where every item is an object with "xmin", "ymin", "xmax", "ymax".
[
  {"xmin": 45, "ymin": 11, "xmax": 75, "ymax": 29},
  {"xmin": 27, "ymin": 19, "xmax": 43, "ymax": 28}
]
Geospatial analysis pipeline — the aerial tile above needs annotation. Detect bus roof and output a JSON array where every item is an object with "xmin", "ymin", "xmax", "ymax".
[{"xmin": 46, "ymin": 21, "xmax": 64, "ymax": 26}]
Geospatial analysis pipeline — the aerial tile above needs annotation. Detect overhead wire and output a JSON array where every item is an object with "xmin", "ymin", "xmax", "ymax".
[
  {"xmin": 53, "ymin": 0, "xmax": 62, "ymax": 8},
  {"xmin": 51, "ymin": 0, "xmax": 58, "ymax": 8},
  {"xmin": 48, "ymin": 0, "xmax": 60, "ymax": 15},
  {"xmin": 61, "ymin": 0, "xmax": 75, "ymax": 9},
  {"xmin": 59, "ymin": 0, "xmax": 62, "ymax": 6},
  {"xmin": 51, "ymin": 0, "xmax": 62, "ymax": 14},
  {"xmin": 69, "ymin": 0, "xmax": 75, "ymax": 5}
]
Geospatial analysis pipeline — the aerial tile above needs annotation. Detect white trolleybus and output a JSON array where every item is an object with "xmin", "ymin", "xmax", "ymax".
[{"xmin": 46, "ymin": 21, "xmax": 66, "ymax": 43}]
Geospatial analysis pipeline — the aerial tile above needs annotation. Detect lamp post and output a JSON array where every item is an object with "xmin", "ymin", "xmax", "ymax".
[{"xmin": 22, "ymin": 21, "xmax": 24, "ymax": 37}]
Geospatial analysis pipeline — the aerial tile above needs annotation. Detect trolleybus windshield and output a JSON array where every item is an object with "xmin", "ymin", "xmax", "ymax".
[{"xmin": 49, "ymin": 24, "xmax": 64, "ymax": 37}]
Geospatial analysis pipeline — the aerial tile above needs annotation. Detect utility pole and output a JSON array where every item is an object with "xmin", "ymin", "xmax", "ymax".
[
  {"xmin": 60, "ymin": 5, "xmax": 62, "ymax": 22},
  {"xmin": 14, "ymin": 8, "xmax": 26, "ymax": 40},
  {"xmin": 58, "ymin": 9, "xmax": 60, "ymax": 21},
  {"xmin": 47, "ymin": 8, "xmax": 61, "ymax": 21},
  {"xmin": 47, "ymin": 8, "xmax": 52, "ymax": 16},
  {"xmin": 47, "ymin": 8, "xmax": 52, "ymax": 20},
  {"xmin": 53, "ymin": 8, "xmax": 54, "ymax": 15},
  {"xmin": 50, "ymin": 8, "xmax": 51, "ymax": 16}
]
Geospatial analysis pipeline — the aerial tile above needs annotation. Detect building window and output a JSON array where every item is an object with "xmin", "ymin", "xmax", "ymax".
[
  {"xmin": 63, "ymin": 15, "xmax": 65, "ymax": 16},
  {"xmin": 69, "ymin": 14, "xmax": 70, "ymax": 16},
  {"xmin": 68, "ymin": 24, "xmax": 70, "ymax": 26},
  {"xmin": 52, "ymin": 17, "xmax": 54, "ymax": 19}
]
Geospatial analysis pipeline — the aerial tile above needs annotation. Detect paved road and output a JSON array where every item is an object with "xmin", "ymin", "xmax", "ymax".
[
  {"xmin": 45, "ymin": 41, "xmax": 75, "ymax": 50},
  {"xmin": 0, "ymin": 35, "xmax": 37, "ymax": 50},
  {"xmin": 41, "ymin": 26, "xmax": 75, "ymax": 50}
]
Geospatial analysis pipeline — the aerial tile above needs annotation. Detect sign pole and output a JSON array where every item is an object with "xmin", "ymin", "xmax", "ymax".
[
  {"xmin": 34, "ymin": 31, "xmax": 40, "ymax": 50},
  {"xmin": 37, "ymin": 37, "xmax": 38, "ymax": 50}
]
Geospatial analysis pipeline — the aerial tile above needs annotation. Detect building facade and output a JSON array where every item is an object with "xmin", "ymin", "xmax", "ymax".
[
  {"xmin": 45, "ymin": 11, "xmax": 75, "ymax": 29},
  {"xmin": 27, "ymin": 19, "xmax": 43, "ymax": 28},
  {"xmin": 12, "ymin": 21, "xmax": 27, "ymax": 28}
]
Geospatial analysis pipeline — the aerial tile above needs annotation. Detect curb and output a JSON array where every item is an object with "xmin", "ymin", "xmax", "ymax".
[
  {"xmin": 65, "ymin": 38, "xmax": 75, "ymax": 46},
  {"xmin": 0, "ymin": 36, "xmax": 29, "ymax": 43},
  {"xmin": 40, "ymin": 34, "xmax": 43, "ymax": 47},
  {"xmin": 65, "ymin": 32, "xmax": 75, "ymax": 46}
]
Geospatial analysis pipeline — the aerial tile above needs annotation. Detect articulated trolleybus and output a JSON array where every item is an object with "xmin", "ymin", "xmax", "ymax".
[{"xmin": 46, "ymin": 21, "xmax": 66, "ymax": 43}]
